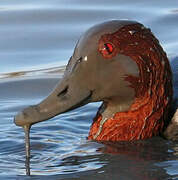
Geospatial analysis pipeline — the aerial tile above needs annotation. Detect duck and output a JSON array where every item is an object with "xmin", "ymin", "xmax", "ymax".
[{"xmin": 14, "ymin": 20, "xmax": 178, "ymax": 141}]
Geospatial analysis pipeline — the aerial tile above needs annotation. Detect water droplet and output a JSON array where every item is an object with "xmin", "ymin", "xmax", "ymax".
[
  {"xmin": 161, "ymin": 60, "xmax": 165, "ymax": 66},
  {"xmin": 139, "ymin": 56, "xmax": 143, "ymax": 61},
  {"xmin": 135, "ymin": 42, "xmax": 138, "ymax": 45},
  {"xmin": 129, "ymin": 30, "xmax": 136, "ymax": 35},
  {"xmin": 84, "ymin": 56, "xmax": 88, "ymax": 61},
  {"xmin": 148, "ymin": 89, "xmax": 151, "ymax": 95},
  {"xmin": 150, "ymin": 47, "xmax": 154, "ymax": 51},
  {"xmin": 147, "ymin": 67, "xmax": 150, "ymax": 72}
]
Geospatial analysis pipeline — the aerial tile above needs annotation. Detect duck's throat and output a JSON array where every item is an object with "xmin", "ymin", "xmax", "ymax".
[
  {"xmin": 89, "ymin": 102, "xmax": 132, "ymax": 140},
  {"xmin": 88, "ymin": 91, "xmax": 171, "ymax": 142}
]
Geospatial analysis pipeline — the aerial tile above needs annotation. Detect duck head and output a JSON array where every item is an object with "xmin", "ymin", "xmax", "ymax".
[{"xmin": 14, "ymin": 20, "xmax": 173, "ymax": 141}]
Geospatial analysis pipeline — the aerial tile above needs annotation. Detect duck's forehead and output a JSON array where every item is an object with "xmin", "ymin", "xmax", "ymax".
[{"xmin": 76, "ymin": 20, "xmax": 138, "ymax": 53}]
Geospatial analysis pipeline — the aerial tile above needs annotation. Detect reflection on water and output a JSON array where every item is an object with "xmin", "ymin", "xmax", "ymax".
[
  {"xmin": 0, "ymin": 0, "xmax": 178, "ymax": 179},
  {"xmin": 0, "ymin": 70, "xmax": 177, "ymax": 180},
  {"xmin": 0, "ymin": 66, "xmax": 65, "ymax": 79}
]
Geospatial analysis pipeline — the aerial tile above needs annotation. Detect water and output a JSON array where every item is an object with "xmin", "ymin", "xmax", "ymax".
[{"xmin": 0, "ymin": 0, "xmax": 178, "ymax": 179}]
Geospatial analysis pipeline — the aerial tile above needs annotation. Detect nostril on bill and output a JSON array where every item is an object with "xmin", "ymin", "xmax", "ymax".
[{"xmin": 57, "ymin": 86, "xmax": 69, "ymax": 97}]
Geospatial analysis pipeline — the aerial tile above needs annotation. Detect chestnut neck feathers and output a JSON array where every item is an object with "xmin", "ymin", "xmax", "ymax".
[{"xmin": 88, "ymin": 24, "xmax": 173, "ymax": 141}]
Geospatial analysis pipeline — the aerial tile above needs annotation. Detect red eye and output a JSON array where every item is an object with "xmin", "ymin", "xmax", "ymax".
[{"xmin": 102, "ymin": 43, "xmax": 114, "ymax": 56}]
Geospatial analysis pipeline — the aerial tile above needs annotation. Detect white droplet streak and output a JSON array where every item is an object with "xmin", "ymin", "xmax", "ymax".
[
  {"xmin": 84, "ymin": 56, "xmax": 88, "ymax": 61},
  {"xmin": 150, "ymin": 47, "xmax": 154, "ymax": 51},
  {"xmin": 161, "ymin": 60, "xmax": 165, "ymax": 66},
  {"xmin": 129, "ymin": 30, "xmax": 136, "ymax": 35}
]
